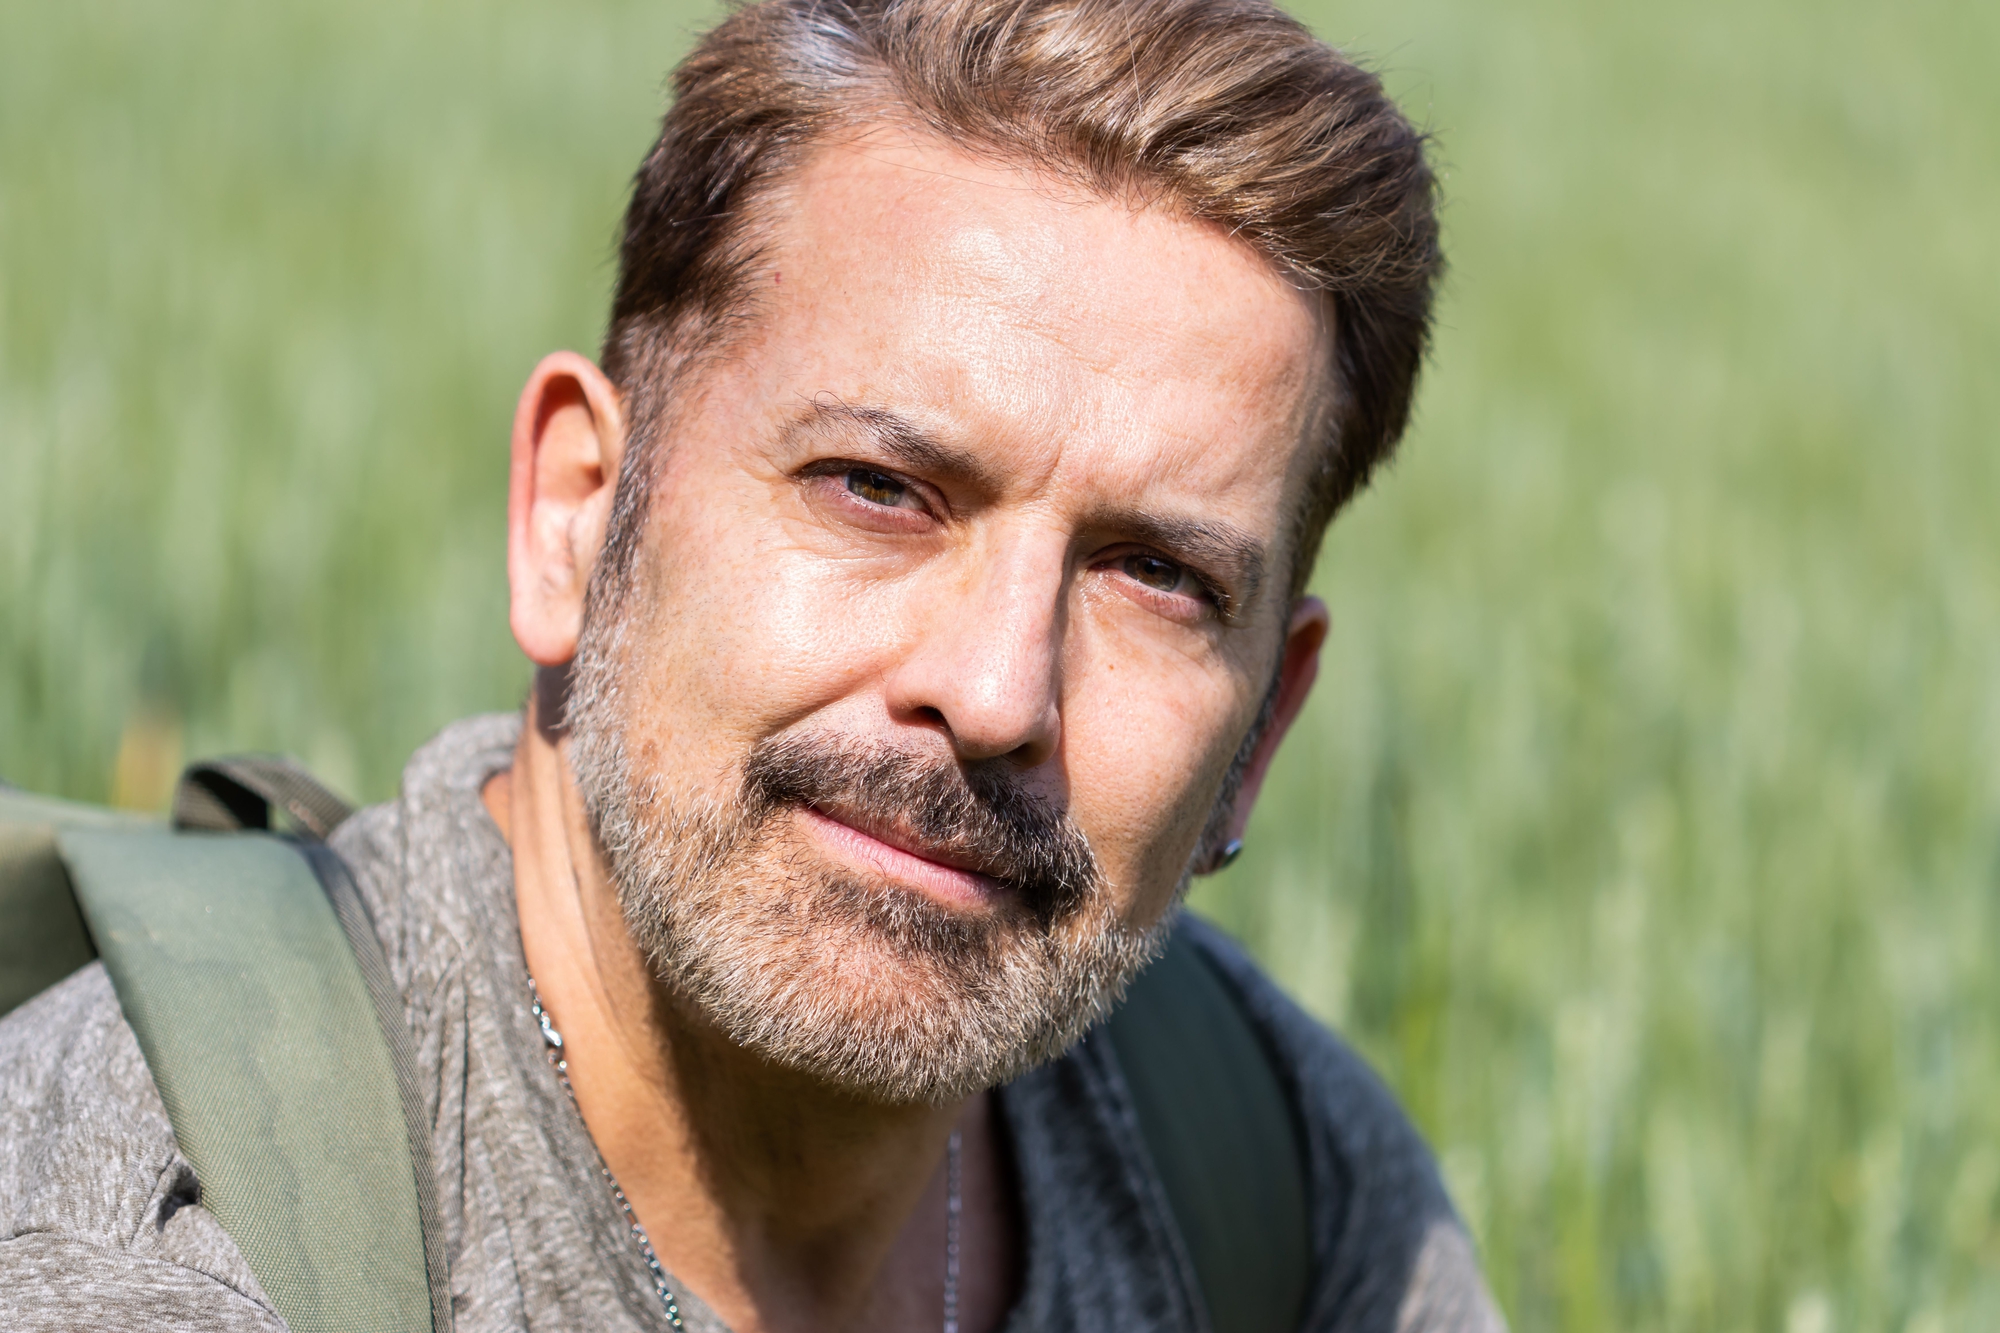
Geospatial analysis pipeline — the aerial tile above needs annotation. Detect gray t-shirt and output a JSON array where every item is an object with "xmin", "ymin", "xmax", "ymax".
[{"xmin": 0, "ymin": 715, "xmax": 1502, "ymax": 1332}]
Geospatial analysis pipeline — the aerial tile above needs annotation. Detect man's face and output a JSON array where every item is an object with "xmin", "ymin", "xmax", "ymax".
[{"xmin": 565, "ymin": 129, "xmax": 1325, "ymax": 1102}]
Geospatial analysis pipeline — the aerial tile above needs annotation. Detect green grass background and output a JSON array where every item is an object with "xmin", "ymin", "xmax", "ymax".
[{"xmin": 4, "ymin": 0, "xmax": 1995, "ymax": 1327}]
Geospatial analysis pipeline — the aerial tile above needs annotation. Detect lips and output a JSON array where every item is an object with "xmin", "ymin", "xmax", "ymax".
[
  {"xmin": 810, "ymin": 802, "xmax": 996, "ymax": 875},
  {"xmin": 741, "ymin": 732, "xmax": 1098, "ymax": 926},
  {"xmin": 797, "ymin": 804, "xmax": 1007, "ymax": 909}
]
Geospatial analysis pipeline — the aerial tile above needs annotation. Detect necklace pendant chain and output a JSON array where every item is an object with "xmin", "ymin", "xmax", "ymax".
[
  {"xmin": 529, "ymin": 980, "xmax": 965, "ymax": 1333},
  {"xmin": 530, "ymin": 983, "xmax": 686, "ymax": 1331}
]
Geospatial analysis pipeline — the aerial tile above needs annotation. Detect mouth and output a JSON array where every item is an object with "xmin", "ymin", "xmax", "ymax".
[{"xmin": 796, "ymin": 804, "xmax": 1007, "ymax": 911}]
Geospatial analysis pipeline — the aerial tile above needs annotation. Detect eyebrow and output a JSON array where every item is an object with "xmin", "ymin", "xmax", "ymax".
[
  {"xmin": 788, "ymin": 397, "xmax": 997, "ymax": 489},
  {"xmin": 787, "ymin": 396, "xmax": 1269, "ymax": 617}
]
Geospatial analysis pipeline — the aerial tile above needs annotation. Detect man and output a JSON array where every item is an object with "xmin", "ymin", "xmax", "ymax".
[{"xmin": 1, "ymin": 0, "xmax": 1502, "ymax": 1328}]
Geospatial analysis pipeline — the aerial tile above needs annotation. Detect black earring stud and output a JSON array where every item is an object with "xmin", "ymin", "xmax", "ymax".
[{"xmin": 1215, "ymin": 838, "xmax": 1244, "ymax": 871}]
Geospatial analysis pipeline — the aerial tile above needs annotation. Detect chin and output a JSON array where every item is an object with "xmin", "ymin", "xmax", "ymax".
[{"xmin": 618, "ymin": 837, "xmax": 1165, "ymax": 1105}]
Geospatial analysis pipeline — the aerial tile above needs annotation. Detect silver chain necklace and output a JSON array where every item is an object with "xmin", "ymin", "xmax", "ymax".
[{"xmin": 529, "ymin": 981, "xmax": 963, "ymax": 1332}]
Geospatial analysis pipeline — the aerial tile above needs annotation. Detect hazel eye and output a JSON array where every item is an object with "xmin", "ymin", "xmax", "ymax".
[
  {"xmin": 1122, "ymin": 553, "xmax": 1188, "ymax": 594},
  {"xmin": 845, "ymin": 468, "xmax": 910, "ymax": 507}
]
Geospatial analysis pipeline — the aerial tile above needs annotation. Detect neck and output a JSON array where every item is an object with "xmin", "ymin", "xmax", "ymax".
[{"xmin": 489, "ymin": 683, "xmax": 1015, "ymax": 1333}]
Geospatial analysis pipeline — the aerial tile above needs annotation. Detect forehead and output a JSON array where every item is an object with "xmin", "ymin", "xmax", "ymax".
[{"xmin": 738, "ymin": 127, "xmax": 1325, "ymax": 521}]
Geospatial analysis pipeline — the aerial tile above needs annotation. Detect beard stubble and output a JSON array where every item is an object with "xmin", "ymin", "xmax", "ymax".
[{"xmin": 566, "ymin": 647, "xmax": 1173, "ymax": 1105}]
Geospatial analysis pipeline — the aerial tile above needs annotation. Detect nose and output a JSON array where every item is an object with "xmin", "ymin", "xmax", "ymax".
[{"xmin": 883, "ymin": 528, "xmax": 1065, "ymax": 768}]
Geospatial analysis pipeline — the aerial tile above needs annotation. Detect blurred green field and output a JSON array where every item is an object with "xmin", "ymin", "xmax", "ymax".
[{"xmin": 4, "ymin": 0, "xmax": 1996, "ymax": 1328}]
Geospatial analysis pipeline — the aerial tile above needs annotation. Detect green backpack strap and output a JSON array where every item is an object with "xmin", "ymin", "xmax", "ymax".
[
  {"xmin": 59, "ymin": 826, "xmax": 439, "ymax": 1333},
  {"xmin": 1, "ymin": 764, "xmax": 451, "ymax": 1332},
  {"xmin": 4, "ymin": 755, "xmax": 449, "ymax": 1333},
  {"xmin": 0, "ymin": 763, "xmax": 350, "ymax": 1017},
  {"xmin": 1104, "ymin": 918, "xmax": 1312, "ymax": 1333},
  {"xmin": 171, "ymin": 754, "xmax": 358, "ymax": 841}
]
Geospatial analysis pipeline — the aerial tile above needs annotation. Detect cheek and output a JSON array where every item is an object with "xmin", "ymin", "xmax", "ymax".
[
  {"xmin": 610, "ymin": 466, "xmax": 925, "ymax": 762},
  {"xmin": 1061, "ymin": 647, "xmax": 1242, "ymax": 924}
]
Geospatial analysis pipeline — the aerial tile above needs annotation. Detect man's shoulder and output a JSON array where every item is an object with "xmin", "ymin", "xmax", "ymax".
[
  {"xmin": 1179, "ymin": 916, "xmax": 1506, "ymax": 1333},
  {"xmin": 326, "ymin": 711, "xmax": 521, "ymax": 989},
  {"xmin": 0, "ymin": 964, "xmax": 280, "ymax": 1329},
  {"xmin": 0, "ymin": 962, "xmax": 173, "ymax": 1240}
]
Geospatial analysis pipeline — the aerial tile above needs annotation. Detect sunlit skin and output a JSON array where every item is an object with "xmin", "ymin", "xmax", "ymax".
[{"xmin": 487, "ymin": 126, "xmax": 1332, "ymax": 1333}]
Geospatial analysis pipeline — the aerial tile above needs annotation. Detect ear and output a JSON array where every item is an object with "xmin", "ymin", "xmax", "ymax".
[
  {"xmin": 1216, "ymin": 595, "xmax": 1329, "ymax": 848},
  {"xmin": 507, "ymin": 352, "xmax": 628, "ymax": 667}
]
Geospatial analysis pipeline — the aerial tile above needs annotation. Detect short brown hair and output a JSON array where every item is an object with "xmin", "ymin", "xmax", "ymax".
[{"xmin": 601, "ymin": 0, "xmax": 1441, "ymax": 594}]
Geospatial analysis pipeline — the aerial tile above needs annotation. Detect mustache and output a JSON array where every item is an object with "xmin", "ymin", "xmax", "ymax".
[{"xmin": 741, "ymin": 733, "xmax": 1100, "ymax": 925}]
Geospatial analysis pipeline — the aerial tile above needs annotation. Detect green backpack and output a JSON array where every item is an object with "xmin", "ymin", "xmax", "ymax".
[{"xmin": 0, "ymin": 759, "xmax": 1308, "ymax": 1333}]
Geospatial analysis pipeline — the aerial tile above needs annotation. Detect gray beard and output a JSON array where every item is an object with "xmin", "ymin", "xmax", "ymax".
[{"xmin": 564, "ymin": 620, "xmax": 1171, "ymax": 1106}]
